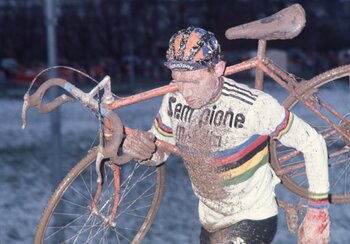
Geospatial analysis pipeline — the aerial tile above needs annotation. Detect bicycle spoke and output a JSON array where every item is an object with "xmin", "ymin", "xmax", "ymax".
[
  {"xmin": 45, "ymin": 212, "xmax": 91, "ymax": 240},
  {"xmin": 79, "ymin": 170, "xmax": 94, "ymax": 201},
  {"xmin": 37, "ymin": 151, "xmax": 164, "ymax": 243},
  {"xmin": 68, "ymin": 185, "xmax": 91, "ymax": 202},
  {"xmin": 71, "ymin": 219, "xmax": 103, "ymax": 243},
  {"xmin": 60, "ymin": 197, "xmax": 89, "ymax": 209},
  {"xmin": 117, "ymin": 183, "xmax": 156, "ymax": 218},
  {"xmin": 120, "ymin": 167, "xmax": 156, "ymax": 203},
  {"xmin": 332, "ymin": 159, "xmax": 350, "ymax": 194},
  {"xmin": 271, "ymin": 68, "xmax": 350, "ymax": 202},
  {"xmin": 113, "ymin": 228, "xmax": 133, "ymax": 242}
]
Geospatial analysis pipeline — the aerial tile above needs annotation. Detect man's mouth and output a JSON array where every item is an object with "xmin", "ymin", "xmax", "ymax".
[{"xmin": 186, "ymin": 98, "xmax": 195, "ymax": 106}]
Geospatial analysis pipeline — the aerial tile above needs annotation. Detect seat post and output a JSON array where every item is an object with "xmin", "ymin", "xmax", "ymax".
[{"xmin": 255, "ymin": 39, "xmax": 267, "ymax": 90}]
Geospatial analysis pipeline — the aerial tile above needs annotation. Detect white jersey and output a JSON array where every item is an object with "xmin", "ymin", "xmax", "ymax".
[{"xmin": 150, "ymin": 76, "xmax": 328, "ymax": 231}]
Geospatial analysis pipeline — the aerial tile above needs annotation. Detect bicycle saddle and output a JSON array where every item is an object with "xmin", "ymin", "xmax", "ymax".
[{"xmin": 225, "ymin": 4, "xmax": 305, "ymax": 40}]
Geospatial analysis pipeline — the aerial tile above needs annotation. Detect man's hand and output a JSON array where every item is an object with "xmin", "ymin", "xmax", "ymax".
[
  {"xmin": 122, "ymin": 130, "xmax": 156, "ymax": 162},
  {"xmin": 298, "ymin": 200, "xmax": 330, "ymax": 244}
]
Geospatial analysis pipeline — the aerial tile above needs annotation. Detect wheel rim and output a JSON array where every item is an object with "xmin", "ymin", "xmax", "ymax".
[
  {"xmin": 36, "ymin": 150, "xmax": 164, "ymax": 243},
  {"xmin": 270, "ymin": 66, "xmax": 350, "ymax": 203}
]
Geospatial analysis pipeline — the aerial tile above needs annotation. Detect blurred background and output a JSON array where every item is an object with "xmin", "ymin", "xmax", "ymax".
[
  {"xmin": 1, "ymin": 0, "xmax": 350, "ymax": 243},
  {"xmin": 1, "ymin": 0, "xmax": 350, "ymax": 91}
]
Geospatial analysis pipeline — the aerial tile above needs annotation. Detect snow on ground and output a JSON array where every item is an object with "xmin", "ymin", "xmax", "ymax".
[{"xmin": 1, "ymin": 80, "xmax": 350, "ymax": 243}]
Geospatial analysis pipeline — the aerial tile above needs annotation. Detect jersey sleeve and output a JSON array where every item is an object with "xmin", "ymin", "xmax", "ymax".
[
  {"xmin": 246, "ymin": 93, "xmax": 329, "ymax": 199},
  {"xmin": 148, "ymin": 93, "xmax": 176, "ymax": 164}
]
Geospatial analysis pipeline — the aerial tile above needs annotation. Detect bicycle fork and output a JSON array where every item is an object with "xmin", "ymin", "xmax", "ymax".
[
  {"xmin": 89, "ymin": 116, "xmax": 124, "ymax": 228},
  {"xmin": 90, "ymin": 162, "xmax": 120, "ymax": 228}
]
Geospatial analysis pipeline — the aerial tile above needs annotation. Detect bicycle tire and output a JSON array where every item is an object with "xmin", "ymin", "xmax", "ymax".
[
  {"xmin": 270, "ymin": 64, "xmax": 350, "ymax": 203},
  {"xmin": 34, "ymin": 148, "xmax": 165, "ymax": 243}
]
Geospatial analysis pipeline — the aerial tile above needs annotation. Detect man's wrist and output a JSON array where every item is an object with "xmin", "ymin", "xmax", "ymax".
[{"xmin": 308, "ymin": 193, "xmax": 329, "ymax": 209}]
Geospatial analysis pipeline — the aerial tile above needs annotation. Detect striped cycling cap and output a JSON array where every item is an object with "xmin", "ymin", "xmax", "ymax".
[{"xmin": 164, "ymin": 27, "xmax": 221, "ymax": 71}]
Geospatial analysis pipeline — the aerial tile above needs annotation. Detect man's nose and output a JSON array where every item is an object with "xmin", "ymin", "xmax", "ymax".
[{"xmin": 181, "ymin": 83, "xmax": 193, "ymax": 98}]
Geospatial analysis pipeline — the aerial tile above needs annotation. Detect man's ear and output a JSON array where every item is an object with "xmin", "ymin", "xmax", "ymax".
[{"xmin": 214, "ymin": 61, "xmax": 226, "ymax": 77}]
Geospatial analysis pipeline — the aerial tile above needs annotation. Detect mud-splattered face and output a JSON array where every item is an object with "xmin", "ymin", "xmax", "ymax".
[
  {"xmin": 172, "ymin": 61, "xmax": 225, "ymax": 109},
  {"xmin": 172, "ymin": 68, "xmax": 217, "ymax": 109}
]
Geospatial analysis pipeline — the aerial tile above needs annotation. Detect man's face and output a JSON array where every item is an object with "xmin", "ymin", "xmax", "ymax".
[{"xmin": 172, "ymin": 68, "xmax": 218, "ymax": 109}]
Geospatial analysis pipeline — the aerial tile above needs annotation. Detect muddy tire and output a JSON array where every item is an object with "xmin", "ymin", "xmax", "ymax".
[
  {"xmin": 270, "ymin": 65, "xmax": 350, "ymax": 203},
  {"xmin": 34, "ymin": 148, "xmax": 165, "ymax": 243}
]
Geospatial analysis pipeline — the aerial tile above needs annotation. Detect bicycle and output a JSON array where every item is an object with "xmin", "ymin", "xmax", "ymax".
[{"xmin": 22, "ymin": 3, "xmax": 350, "ymax": 243}]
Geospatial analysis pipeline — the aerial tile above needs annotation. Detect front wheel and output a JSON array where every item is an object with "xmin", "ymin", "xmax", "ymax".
[
  {"xmin": 270, "ymin": 64, "xmax": 350, "ymax": 203},
  {"xmin": 35, "ymin": 148, "xmax": 165, "ymax": 243}
]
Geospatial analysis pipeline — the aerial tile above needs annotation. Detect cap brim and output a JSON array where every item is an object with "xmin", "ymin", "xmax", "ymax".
[{"xmin": 164, "ymin": 60, "xmax": 208, "ymax": 71}]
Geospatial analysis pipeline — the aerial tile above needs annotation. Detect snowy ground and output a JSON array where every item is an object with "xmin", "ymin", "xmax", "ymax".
[{"xmin": 1, "ymin": 80, "xmax": 350, "ymax": 244}]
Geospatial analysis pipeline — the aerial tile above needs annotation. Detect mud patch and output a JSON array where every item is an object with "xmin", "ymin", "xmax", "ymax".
[{"xmin": 181, "ymin": 126, "xmax": 228, "ymax": 201}]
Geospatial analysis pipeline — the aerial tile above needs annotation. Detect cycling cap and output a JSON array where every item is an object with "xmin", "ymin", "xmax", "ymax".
[{"xmin": 164, "ymin": 27, "xmax": 221, "ymax": 71}]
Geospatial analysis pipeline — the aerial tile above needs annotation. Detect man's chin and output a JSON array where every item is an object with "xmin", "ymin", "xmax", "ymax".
[
  {"xmin": 186, "ymin": 99, "xmax": 208, "ymax": 109},
  {"xmin": 190, "ymin": 103, "xmax": 205, "ymax": 109}
]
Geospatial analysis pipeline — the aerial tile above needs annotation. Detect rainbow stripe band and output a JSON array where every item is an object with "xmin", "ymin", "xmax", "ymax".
[
  {"xmin": 216, "ymin": 141, "xmax": 268, "ymax": 172},
  {"xmin": 153, "ymin": 113, "xmax": 173, "ymax": 137},
  {"xmin": 270, "ymin": 109, "xmax": 294, "ymax": 140},
  {"xmin": 177, "ymin": 135, "xmax": 270, "ymax": 186},
  {"xmin": 214, "ymin": 135, "xmax": 270, "ymax": 186},
  {"xmin": 309, "ymin": 192, "xmax": 329, "ymax": 200},
  {"xmin": 214, "ymin": 135, "xmax": 269, "ymax": 167},
  {"xmin": 222, "ymin": 152, "xmax": 269, "ymax": 186},
  {"xmin": 308, "ymin": 199, "xmax": 329, "ymax": 209}
]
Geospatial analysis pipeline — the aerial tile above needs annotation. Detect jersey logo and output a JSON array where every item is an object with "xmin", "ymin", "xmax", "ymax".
[{"xmin": 168, "ymin": 96, "xmax": 245, "ymax": 129}]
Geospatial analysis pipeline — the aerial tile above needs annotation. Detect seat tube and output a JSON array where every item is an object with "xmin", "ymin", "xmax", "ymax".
[{"xmin": 255, "ymin": 39, "xmax": 267, "ymax": 90}]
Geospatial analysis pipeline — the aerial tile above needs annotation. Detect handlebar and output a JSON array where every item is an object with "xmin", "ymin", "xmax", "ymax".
[
  {"xmin": 22, "ymin": 76, "xmax": 115, "ymax": 129},
  {"xmin": 22, "ymin": 75, "xmax": 183, "ymax": 162},
  {"xmin": 21, "ymin": 78, "xmax": 74, "ymax": 129}
]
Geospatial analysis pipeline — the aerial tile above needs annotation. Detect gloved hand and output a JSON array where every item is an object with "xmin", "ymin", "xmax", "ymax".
[
  {"xmin": 122, "ymin": 130, "xmax": 156, "ymax": 162},
  {"xmin": 298, "ymin": 199, "xmax": 330, "ymax": 244}
]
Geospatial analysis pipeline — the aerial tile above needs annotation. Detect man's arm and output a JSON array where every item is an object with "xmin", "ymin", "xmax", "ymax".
[
  {"xmin": 246, "ymin": 93, "xmax": 330, "ymax": 243},
  {"xmin": 246, "ymin": 93, "xmax": 329, "ymax": 197},
  {"xmin": 147, "ymin": 93, "xmax": 176, "ymax": 165},
  {"xmin": 123, "ymin": 93, "xmax": 176, "ymax": 166}
]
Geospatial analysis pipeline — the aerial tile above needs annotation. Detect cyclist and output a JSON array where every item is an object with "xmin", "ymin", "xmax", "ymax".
[{"xmin": 123, "ymin": 27, "xmax": 330, "ymax": 243}]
